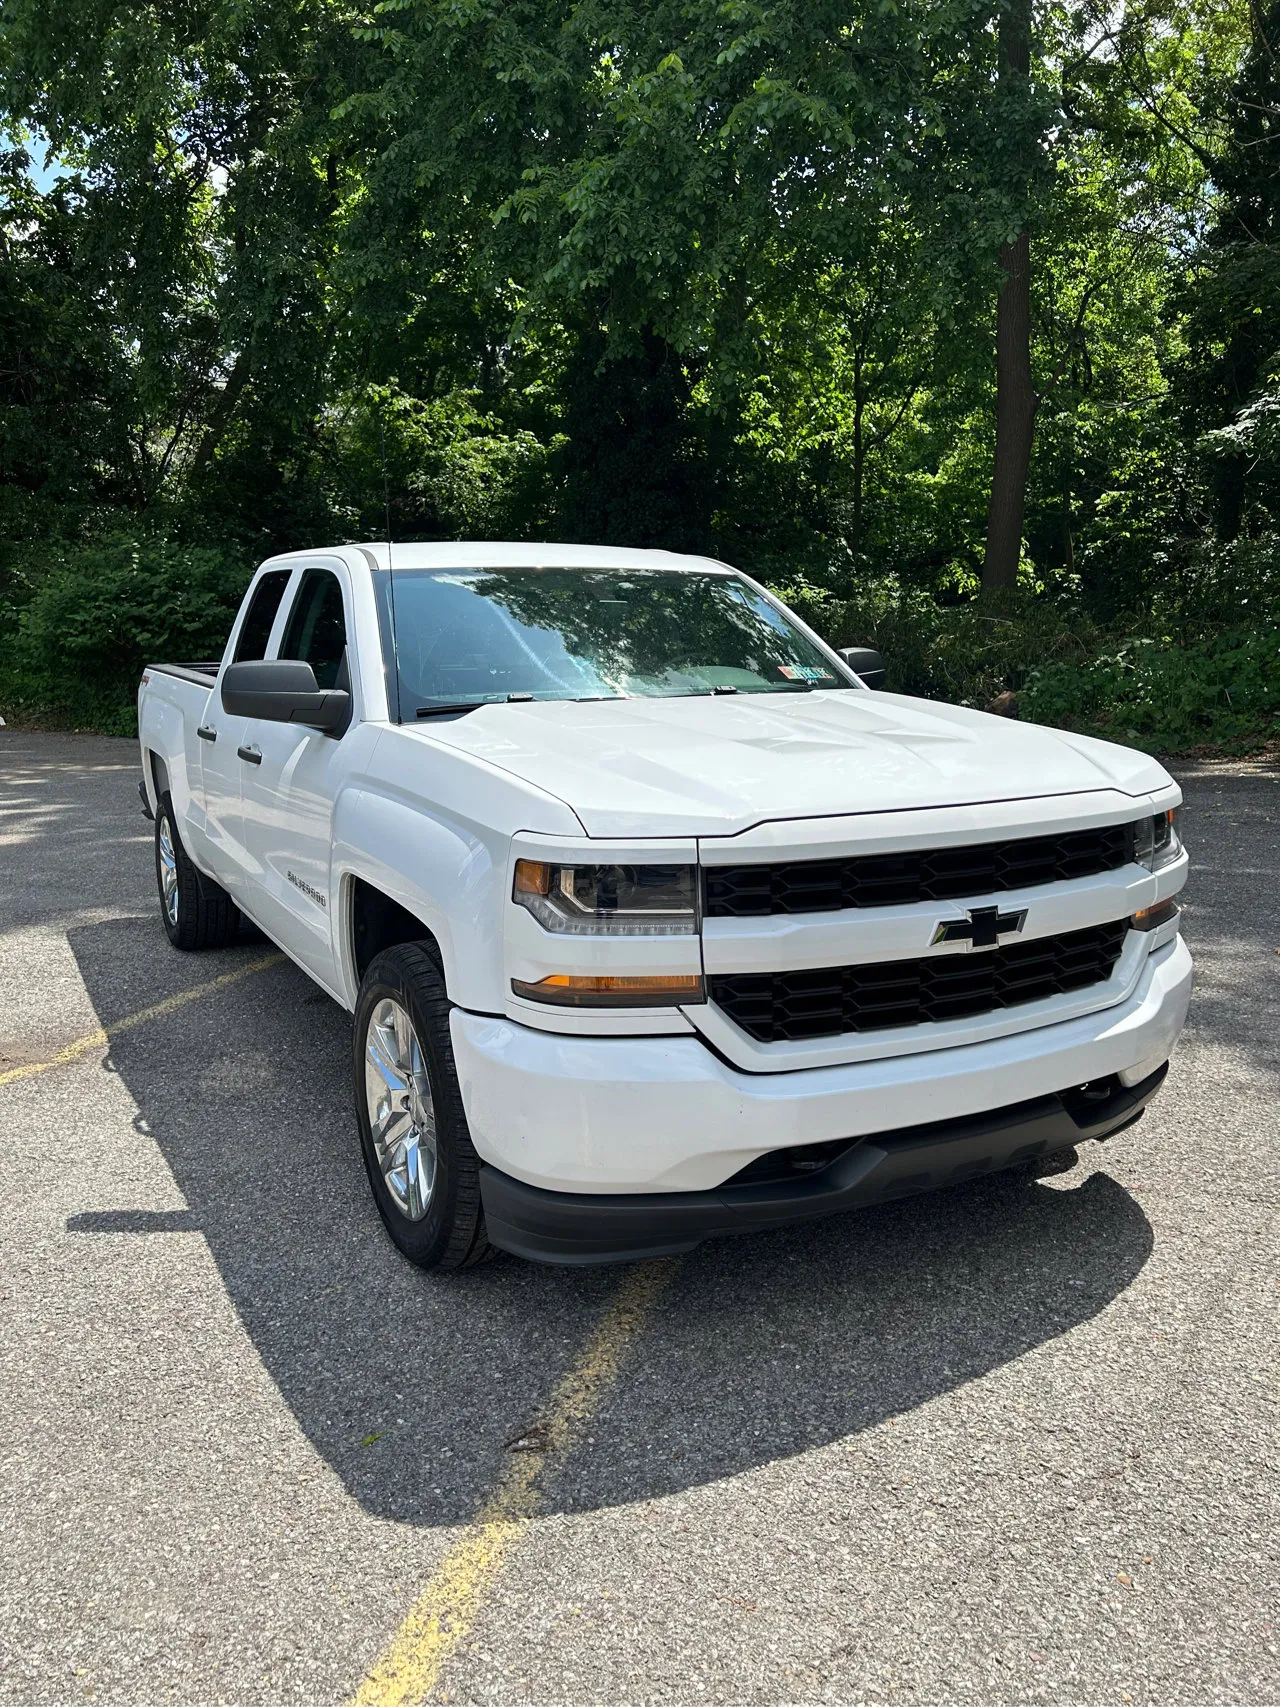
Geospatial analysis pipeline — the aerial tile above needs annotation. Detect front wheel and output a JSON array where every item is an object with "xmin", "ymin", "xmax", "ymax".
[
  {"xmin": 154, "ymin": 792, "xmax": 241, "ymax": 951},
  {"xmin": 352, "ymin": 943, "xmax": 491, "ymax": 1271}
]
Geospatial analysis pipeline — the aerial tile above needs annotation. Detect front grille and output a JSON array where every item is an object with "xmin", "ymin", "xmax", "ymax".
[
  {"xmin": 704, "ymin": 822, "xmax": 1132, "ymax": 918},
  {"xmin": 708, "ymin": 920, "xmax": 1129, "ymax": 1043}
]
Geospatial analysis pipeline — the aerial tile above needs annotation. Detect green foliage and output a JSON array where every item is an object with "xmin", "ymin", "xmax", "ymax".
[
  {"xmin": 809, "ymin": 579, "xmax": 1108, "ymax": 709},
  {"xmin": 331, "ymin": 389, "xmax": 558, "ymax": 543},
  {"xmin": 1171, "ymin": 0, "xmax": 1280, "ymax": 539},
  {"xmin": 0, "ymin": 536, "xmax": 251, "ymax": 734},
  {"xmin": 1023, "ymin": 630, "xmax": 1280, "ymax": 753},
  {"xmin": 0, "ymin": 0, "xmax": 1277, "ymax": 751},
  {"xmin": 781, "ymin": 534, "xmax": 1280, "ymax": 755}
]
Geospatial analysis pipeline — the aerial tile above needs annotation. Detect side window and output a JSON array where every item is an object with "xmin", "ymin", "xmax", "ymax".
[
  {"xmin": 233, "ymin": 569, "xmax": 292, "ymax": 663},
  {"xmin": 279, "ymin": 569, "xmax": 349, "ymax": 690}
]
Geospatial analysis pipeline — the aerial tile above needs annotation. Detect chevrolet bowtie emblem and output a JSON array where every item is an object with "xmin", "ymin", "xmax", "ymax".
[{"xmin": 931, "ymin": 904, "xmax": 1028, "ymax": 950}]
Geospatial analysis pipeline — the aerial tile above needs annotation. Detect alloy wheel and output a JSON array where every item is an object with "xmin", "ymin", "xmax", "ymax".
[
  {"xmin": 364, "ymin": 997, "xmax": 437, "ymax": 1220},
  {"xmin": 158, "ymin": 816, "xmax": 180, "ymax": 925}
]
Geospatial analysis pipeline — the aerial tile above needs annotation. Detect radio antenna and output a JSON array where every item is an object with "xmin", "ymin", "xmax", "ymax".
[{"xmin": 377, "ymin": 399, "xmax": 403, "ymax": 723}]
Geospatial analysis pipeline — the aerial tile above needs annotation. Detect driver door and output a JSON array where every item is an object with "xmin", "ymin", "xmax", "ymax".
[
  {"xmin": 237, "ymin": 565, "xmax": 352, "ymax": 985},
  {"xmin": 197, "ymin": 566, "xmax": 294, "ymax": 893}
]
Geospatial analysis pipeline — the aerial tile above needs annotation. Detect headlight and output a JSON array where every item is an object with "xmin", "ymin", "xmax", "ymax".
[
  {"xmin": 513, "ymin": 860, "xmax": 698, "ymax": 936},
  {"xmin": 1133, "ymin": 807, "xmax": 1183, "ymax": 872},
  {"xmin": 511, "ymin": 973, "xmax": 704, "ymax": 1006}
]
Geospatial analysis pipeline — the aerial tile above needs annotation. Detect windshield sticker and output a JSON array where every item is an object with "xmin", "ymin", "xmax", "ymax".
[{"xmin": 778, "ymin": 664, "xmax": 835, "ymax": 682}]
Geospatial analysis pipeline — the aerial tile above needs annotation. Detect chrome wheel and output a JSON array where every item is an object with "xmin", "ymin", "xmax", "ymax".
[
  {"xmin": 158, "ymin": 816, "xmax": 179, "ymax": 925},
  {"xmin": 364, "ymin": 997, "xmax": 437, "ymax": 1221}
]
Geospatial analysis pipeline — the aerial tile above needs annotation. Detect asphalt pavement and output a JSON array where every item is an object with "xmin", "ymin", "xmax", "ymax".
[{"xmin": 0, "ymin": 730, "xmax": 1276, "ymax": 1706}]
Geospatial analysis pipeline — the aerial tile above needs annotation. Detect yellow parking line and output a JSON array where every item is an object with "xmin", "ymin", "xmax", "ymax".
[
  {"xmin": 0, "ymin": 952, "xmax": 284, "ymax": 1087},
  {"xmin": 351, "ymin": 1258, "xmax": 680, "ymax": 1707}
]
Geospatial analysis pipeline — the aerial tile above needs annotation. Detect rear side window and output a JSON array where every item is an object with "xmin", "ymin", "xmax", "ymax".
[
  {"xmin": 279, "ymin": 568, "xmax": 349, "ymax": 689},
  {"xmin": 233, "ymin": 570, "xmax": 292, "ymax": 662}
]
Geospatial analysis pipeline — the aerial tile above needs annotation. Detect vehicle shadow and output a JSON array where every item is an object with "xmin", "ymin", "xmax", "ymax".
[{"xmin": 66, "ymin": 914, "xmax": 1154, "ymax": 1528}]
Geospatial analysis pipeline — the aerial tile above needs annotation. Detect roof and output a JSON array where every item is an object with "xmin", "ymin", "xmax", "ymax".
[{"xmin": 350, "ymin": 541, "xmax": 735, "ymax": 574}]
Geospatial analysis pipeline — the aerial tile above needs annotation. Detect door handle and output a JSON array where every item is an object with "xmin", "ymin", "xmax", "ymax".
[
  {"xmin": 197, "ymin": 725, "xmax": 217, "ymax": 742},
  {"xmin": 237, "ymin": 744, "xmax": 262, "ymax": 765}
]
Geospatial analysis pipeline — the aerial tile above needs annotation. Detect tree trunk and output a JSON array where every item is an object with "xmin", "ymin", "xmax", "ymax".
[
  {"xmin": 187, "ymin": 350, "xmax": 250, "ymax": 484},
  {"xmin": 851, "ymin": 350, "xmax": 865, "ymax": 545},
  {"xmin": 982, "ymin": 0, "xmax": 1036, "ymax": 597},
  {"xmin": 982, "ymin": 230, "xmax": 1036, "ymax": 593}
]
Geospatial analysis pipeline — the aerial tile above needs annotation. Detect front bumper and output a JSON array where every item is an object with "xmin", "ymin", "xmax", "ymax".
[
  {"xmin": 479, "ymin": 1063, "xmax": 1169, "ymax": 1264},
  {"xmin": 450, "ymin": 937, "xmax": 1192, "ymax": 1194}
]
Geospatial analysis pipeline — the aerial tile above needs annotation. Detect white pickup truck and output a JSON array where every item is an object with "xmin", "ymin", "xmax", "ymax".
[{"xmin": 137, "ymin": 542, "xmax": 1192, "ymax": 1269}]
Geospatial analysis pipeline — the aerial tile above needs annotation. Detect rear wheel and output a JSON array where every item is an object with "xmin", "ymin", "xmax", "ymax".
[
  {"xmin": 154, "ymin": 792, "xmax": 241, "ymax": 951},
  {"xmin": 353, "ymin": 943, "xmax": 491, "ymax": 1271}
]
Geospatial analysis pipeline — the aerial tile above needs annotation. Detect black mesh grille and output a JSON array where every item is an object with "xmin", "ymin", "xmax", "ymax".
[
  {"xmin": 704, "ymin": 822, "xmax": 1133, "ymax": 918},
  {"xmin": 708, "ymin": 920, "xmax": 1130, "ymax": 1043}
]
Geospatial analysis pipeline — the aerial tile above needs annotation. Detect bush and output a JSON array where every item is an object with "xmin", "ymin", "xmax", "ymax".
[
  {"xmin": 787, "ymin": 577, "xmax": 1106, "ymax": 708},
  {"xmin": 1150, "ymin": 534, "xmax": 1280, "ymax": 635},
  {"xmin": 3, "ymin": 535, "xmax": 1277, "ymax": 755},
  {"xmin": 0, "ymin": 534, "xmax": 251, "ymax": 735},
  {"xmin": 1023, "ymin": 630, "xmax": 1280, "ymax": 753},
  {"xmin": 784, "ymin": 571, "xmax": 1280, "ymax": 756}
]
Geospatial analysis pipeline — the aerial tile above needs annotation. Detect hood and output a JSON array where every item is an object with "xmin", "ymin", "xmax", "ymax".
[{"xmin": 413, "ymin": 691, "xmax": 1173, "ymax": 838}]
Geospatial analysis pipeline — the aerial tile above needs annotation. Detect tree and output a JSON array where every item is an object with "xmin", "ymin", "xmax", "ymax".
[
  {"xmin": 337, "ymin": 0, "xmax": 1027, "ymax": 565},
  {"xmin": 1178, "ymin": 0, "xmax": 1280, "ymax": 538},
  {"xmin": 0, "ymin": 0, "xmax": 373, "ymax": 540},
  {"xmin": 982, "ymin": 0, "xmax": 1038, "ymax": 596},
  {"xmin": 0, "ymin": 0, "xmax": 1264, "ymax": 635}
]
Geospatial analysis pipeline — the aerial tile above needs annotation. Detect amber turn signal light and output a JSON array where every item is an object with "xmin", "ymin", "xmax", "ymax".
[
  {"xmin": 513, "ymin": 859, "xmax": 552, "ymax": 896},
  {"xmin": 511, "ymin": 973, "xmax": 704, "ymax": 1007},
  {"xmin": 1132, "ymin": 899, "xmax": 1179, "ymax": 932}
]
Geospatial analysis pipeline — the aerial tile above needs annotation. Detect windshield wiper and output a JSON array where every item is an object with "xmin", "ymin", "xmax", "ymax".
[{"xmin": 416, "ymin": 694, "xmax": 624, "ymax": 717}]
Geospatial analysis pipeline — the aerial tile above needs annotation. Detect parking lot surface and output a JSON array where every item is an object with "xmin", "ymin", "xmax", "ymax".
[{"xmin": 1, "ymin": 730, "xmax": 1277, "ymax": 1707}]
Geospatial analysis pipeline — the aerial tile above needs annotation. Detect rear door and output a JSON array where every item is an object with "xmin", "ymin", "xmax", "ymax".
[
  {"xmin": 198, "ymin": 566, "xmax": 295, "ymax": 891},
  {"xmin": 237, "ymin": 564, "xmax": 353, "ymax": 984}
]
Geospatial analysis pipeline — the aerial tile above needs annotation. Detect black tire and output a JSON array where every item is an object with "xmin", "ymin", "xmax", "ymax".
[
  {"xmin": 352, "ymin": 942, "xmax": 492, "ymax": 1271},
  {"xmin": 154, "ymin": 791, "xmax": 241, "ymax": 951}
]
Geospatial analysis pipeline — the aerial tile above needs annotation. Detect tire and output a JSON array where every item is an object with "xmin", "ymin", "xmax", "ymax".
[
  {"xmin": 352, "ymin": 942, "xmax": 491, "ymax": 1271},
  {"xmin": 154, "ymin": 791, "xmax": 241, "ymax": 951}
]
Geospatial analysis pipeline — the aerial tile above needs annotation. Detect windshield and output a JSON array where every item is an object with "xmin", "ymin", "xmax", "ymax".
[{"xmin": 376, "ymin": 567, "xmax": 855, "ymax": 714}]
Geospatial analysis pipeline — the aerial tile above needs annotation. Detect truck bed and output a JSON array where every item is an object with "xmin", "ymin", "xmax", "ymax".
[
  {"xmin": 145, "ymin": 661, "xmax": 220, "ymax": 685},
  {"xmin": 138, "ymin": 662, "xmax": 223, "ymax": 827}
]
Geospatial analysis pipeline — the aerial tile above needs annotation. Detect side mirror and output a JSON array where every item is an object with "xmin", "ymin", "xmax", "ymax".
[
  {"xmin": 221, "ymin": 659, "xmax": 351, "ymax": 733},
  {"xmin": 839, "ymin": 646, "xmax": 887, "ymax": 691}
]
